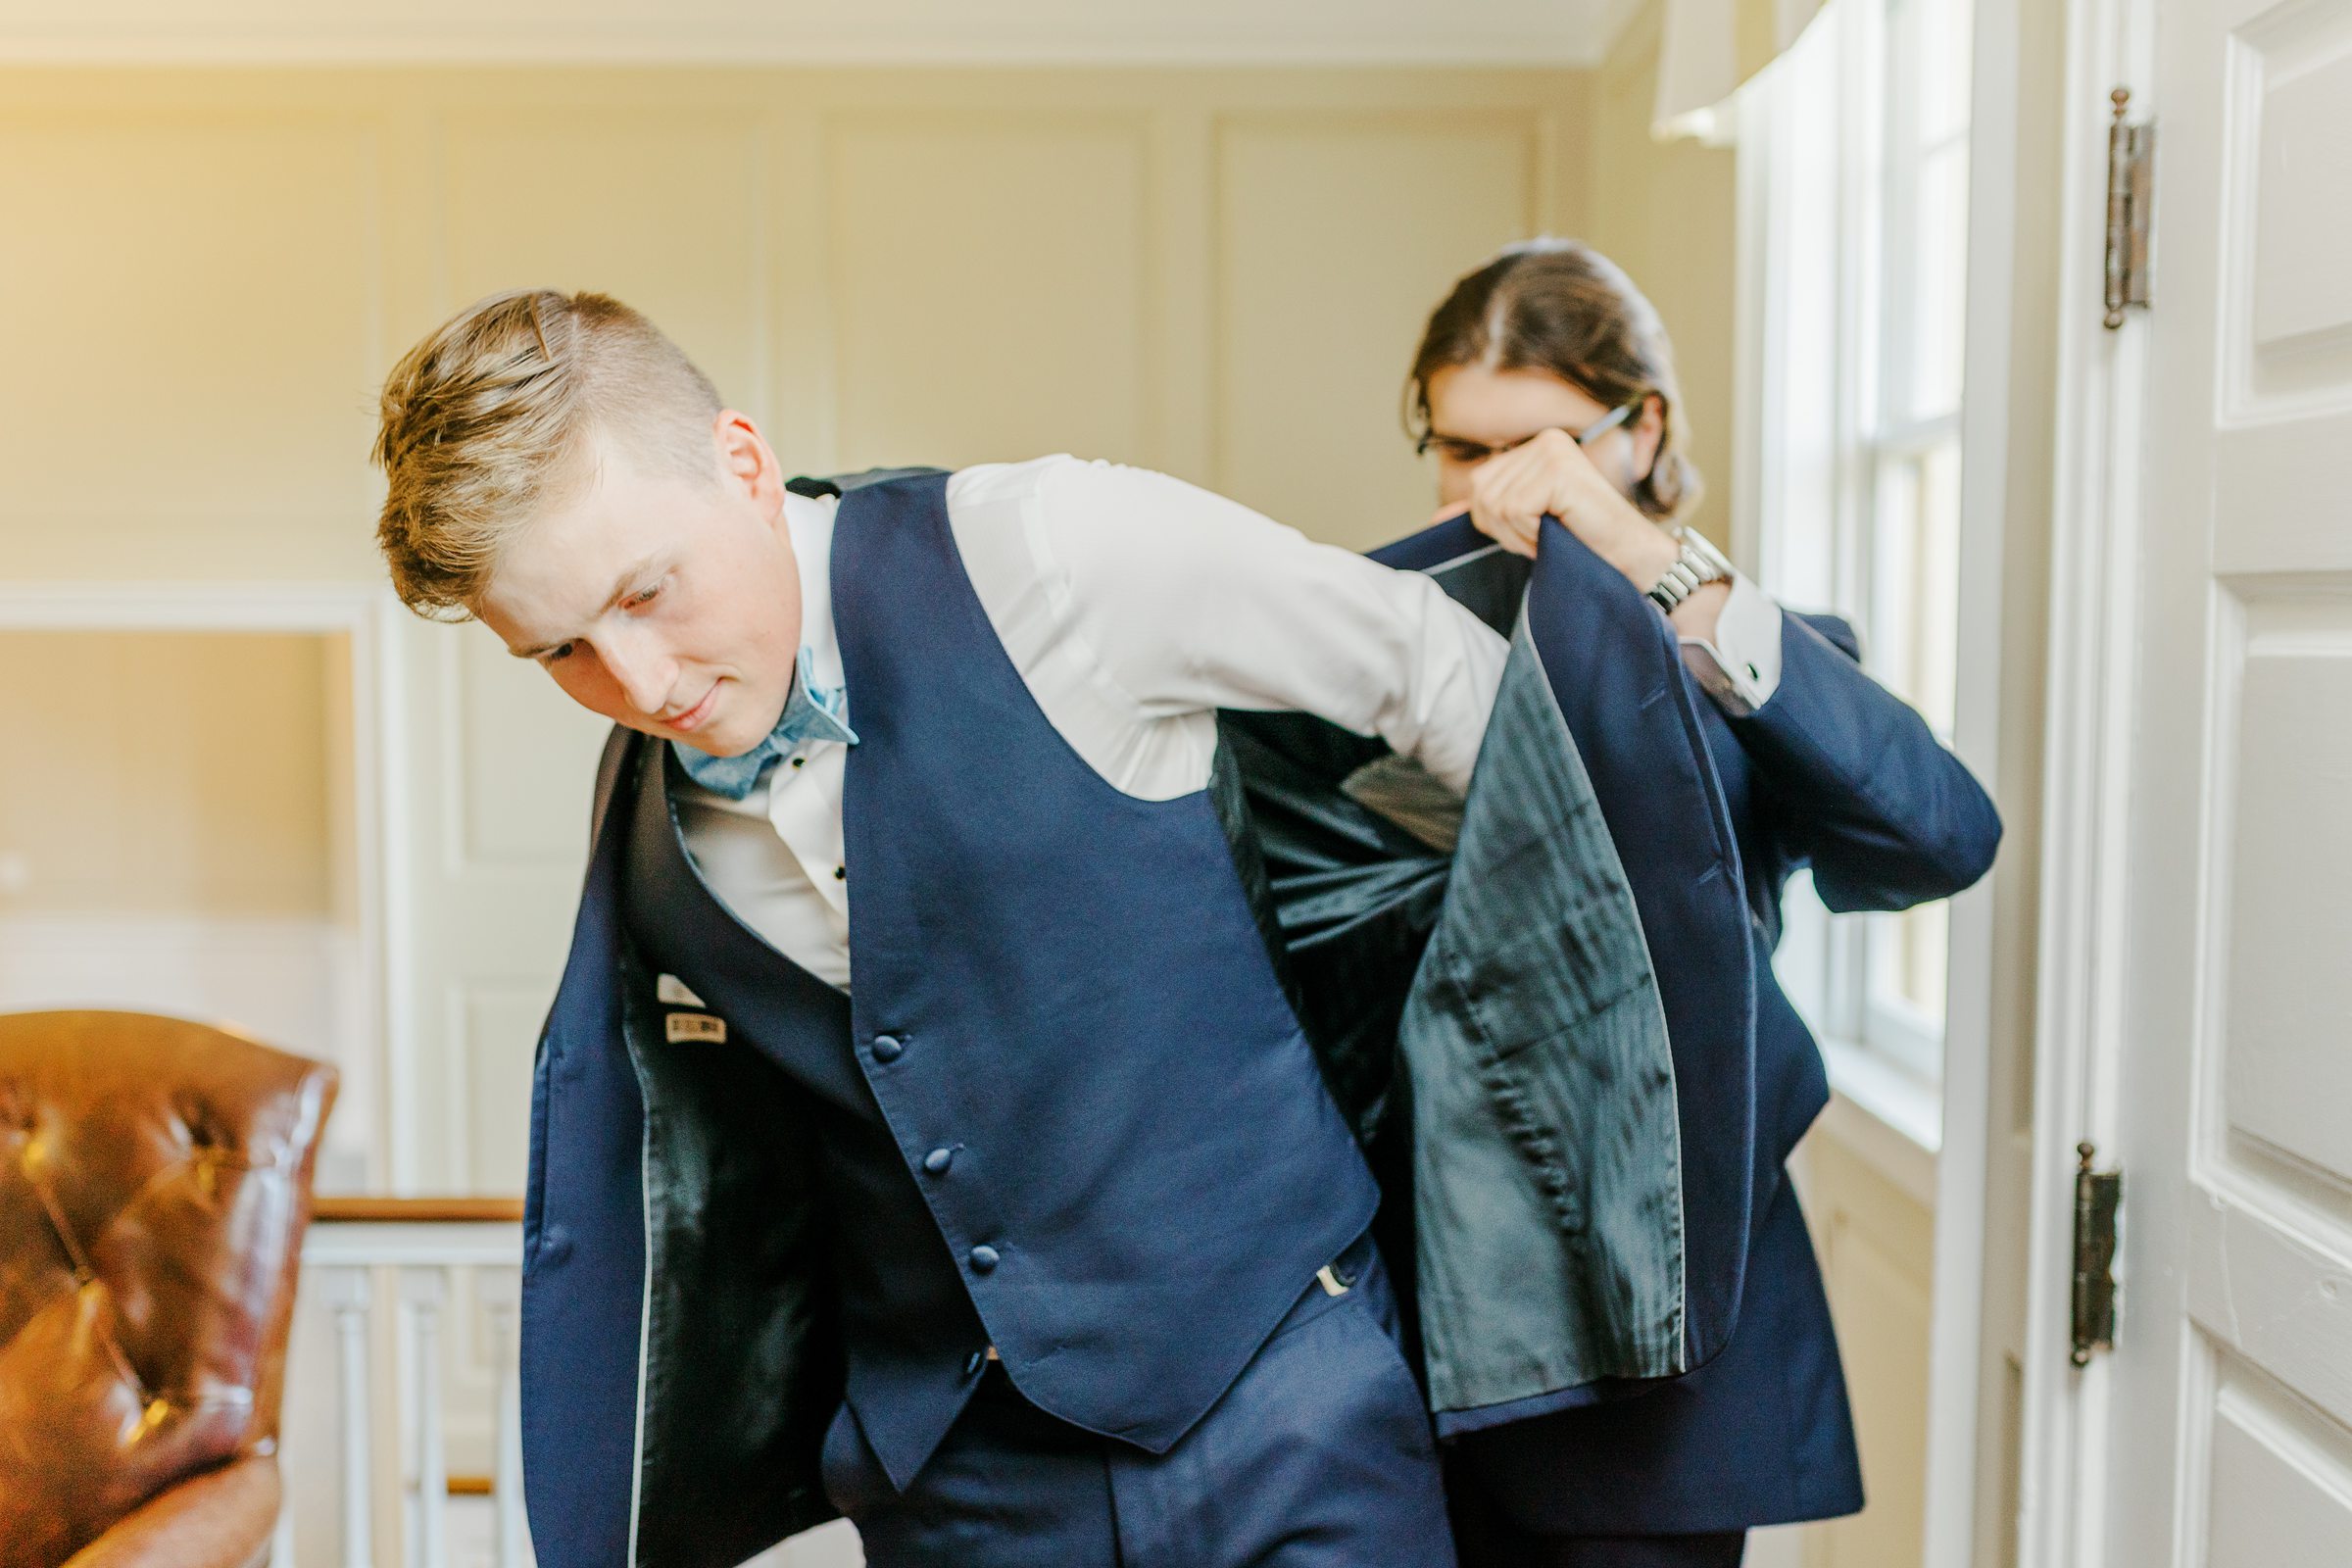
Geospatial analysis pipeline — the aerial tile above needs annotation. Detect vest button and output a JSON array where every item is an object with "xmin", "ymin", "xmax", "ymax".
[
  {"xmin": 967, "ymin": 1245, "xmax": 1000, "ymax": 1274},
  {"xmin": 871, "ymin": 1034, "xmax": 905, "ymax": 1063},
  {"xmin": 537, "ymin": 1226, "xmax": 571, "ymax": 1267},
  {"xmin": 923, "ymin": 1146, "xmax": 956, "ymax": 1174}
]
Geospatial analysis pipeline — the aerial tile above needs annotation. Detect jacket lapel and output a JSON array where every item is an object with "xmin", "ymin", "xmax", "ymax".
[{"xmin": 1382, "ymin": 517, "xmax": 1760, "ymax": 1428}]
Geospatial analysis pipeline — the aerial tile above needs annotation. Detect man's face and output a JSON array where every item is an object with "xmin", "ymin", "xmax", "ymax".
[
  {"xmin": 475, "ymin": 414, "xmax": 803, "ymax": 759},
  {"xmin": 1423, "ymin": 364, "xmax": 1659, "ymax": 507}
]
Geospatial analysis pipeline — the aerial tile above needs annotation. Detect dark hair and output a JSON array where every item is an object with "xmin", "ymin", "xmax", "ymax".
[{"xmin": 1406, "ymin": 237, "xmax": 1700, "ymax": 522}]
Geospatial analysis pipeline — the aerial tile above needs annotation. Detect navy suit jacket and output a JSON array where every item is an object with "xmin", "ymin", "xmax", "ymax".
[{"xmin": 1361, "ymin": 516, "xmax": 2000, "ymax": 1530}]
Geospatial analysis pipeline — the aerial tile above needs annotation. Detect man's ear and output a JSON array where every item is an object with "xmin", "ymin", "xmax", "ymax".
[
  {"xmin": 1633, "ymin": 392, "xmax": 1667, "ymax": 481},
  {"xmin": 713, "ymin": 410, "xmax": 782, "ymax": 509}
]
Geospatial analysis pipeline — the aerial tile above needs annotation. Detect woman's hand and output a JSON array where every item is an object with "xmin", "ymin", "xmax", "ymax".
[{"xmin": 1434, "ymin": 426, "xmax": 1681, "ymax": 592}]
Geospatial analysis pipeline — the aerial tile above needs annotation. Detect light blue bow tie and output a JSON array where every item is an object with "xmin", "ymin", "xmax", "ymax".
[{"xmin": 672, "ymin": 647, "xmax": 858, "ymax": 801}]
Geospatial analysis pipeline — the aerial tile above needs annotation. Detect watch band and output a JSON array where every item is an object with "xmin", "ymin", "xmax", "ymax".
[{"xmin": 1645, "ymin": 528, "xmax": 1731, "ymax": 613}]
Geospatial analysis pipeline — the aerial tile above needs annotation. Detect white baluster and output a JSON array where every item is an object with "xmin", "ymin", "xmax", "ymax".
[
  {"xmin": 404, "ymin": 1267, "xmax": 450, "ymax": 1568},
  {"xmin": 479, "ymin": 1269, "xmax": 528, "ymax": 1568},
  {"xmin": 322, "ymin": 1267, "xmax": 374, "ymax": 1568}
]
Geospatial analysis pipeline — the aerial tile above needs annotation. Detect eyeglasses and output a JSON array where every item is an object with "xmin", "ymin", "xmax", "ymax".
[{"xmin": 1413, "ymin": 398, "xmax": 1640, "ymax": 464}]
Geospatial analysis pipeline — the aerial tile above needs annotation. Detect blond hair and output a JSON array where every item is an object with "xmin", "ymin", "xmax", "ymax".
[{"xmin": 372, "ymin": 288, "xmax": 722, "ymax": 618}]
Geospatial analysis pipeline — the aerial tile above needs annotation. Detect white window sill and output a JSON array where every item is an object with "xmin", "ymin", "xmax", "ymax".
[{"xmin": 1813, "ymin": 1036, "xmax": 1942, "ymax": 1209}]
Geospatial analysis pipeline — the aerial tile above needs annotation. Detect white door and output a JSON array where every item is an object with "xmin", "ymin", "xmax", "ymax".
[
  {"xmin": 392, "ymin": 614, "xmax": 612, "ymax": 1198},
  {"xmin": 2024, "ymin": 0, "xmax": 2352, "ymax": 1562}
]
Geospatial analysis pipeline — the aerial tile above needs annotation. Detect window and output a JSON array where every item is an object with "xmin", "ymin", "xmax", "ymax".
[{"xmin": 1737, "ymin": 0, "xmax": 1974, "ymax": 1086}]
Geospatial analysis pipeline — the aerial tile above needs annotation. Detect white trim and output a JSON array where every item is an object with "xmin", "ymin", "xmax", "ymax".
[
  {"xmin": 2013, "ymin": 0, "xmax": 2153, "ymax": 1563},
  {"xmin": 1864, "ymin": 988, "xmax": 1949, "ymax": 1082},
  {"xmin": 0, "ymin": 581, "xmax": 414, "ymax": 1194},
  {"xmin": 0, "ymin": 18, "xmax": 1641, "ymax": 69},
  {"xmin": 0, "ymin": 39, "xmax": 1617, "ymax": 66},
  {"xmin": 1586, "ymin": 0, "xmax": 1657, "ymax": 66},
  {"xmin": 1819, "ymin": 1035, "xmax": 1944, "ymax": 1210},
  {"xmin": 1876, "ymin": 409, "xmax": 1967, "ymax": 456},
  {"xmin": 1730, "ymin": 68, "xmax": 1773, "ymax": 581},
  {"xmin": 303, "ymin": 1219, "xmax": 523, "ymax": 1269},
  {"xmin": 367, "ymin": 606, "xmax": 421, "ymax": 1195},
  {"xmin": 1920, "ymin": 0, "xmax": 2032, "ymax": 1552},
  {"xmin": 0, "ymin": 580, "xmax": 381, "ymax": 629},
  {"xmin": 1823, "ymin": 1037, "xmax": 1946, "ymax": 1160}
]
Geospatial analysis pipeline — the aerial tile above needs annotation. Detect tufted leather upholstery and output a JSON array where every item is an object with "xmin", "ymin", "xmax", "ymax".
[{"xmin": 0, "ymin": 1010, "xmax": 336, "ymax": 1568}]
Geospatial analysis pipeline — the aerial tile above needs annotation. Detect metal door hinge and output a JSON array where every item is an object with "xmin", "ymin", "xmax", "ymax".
[
  {"xmin": 2071, "ymin": 1141, "xmax": 2123, "ymax": 1365},
  {"xmin": 2105, "ymin": 88, "xmax": 2155, "ymax": 328}
]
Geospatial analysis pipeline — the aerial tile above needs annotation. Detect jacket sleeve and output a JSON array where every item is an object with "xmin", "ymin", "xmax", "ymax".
[{"xmin": 1729, "ymin": 612, "xmax": 2002, "ymax": 911}]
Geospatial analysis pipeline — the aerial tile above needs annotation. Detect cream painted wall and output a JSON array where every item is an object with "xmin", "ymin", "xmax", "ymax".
[
  {"xmin": 1785, "ymin": 1127, "xmax": 1938, "ymax": 1568},
  {"xmin": 0, "ymin": 65, "xmax": 1590, "ymax": 579},
  {"xmin": 0, "ymin": 68, "xmax": 1607, "ymax": 1563},
  {"xmin": 0, "ymin": 63, "xmax": 1600, "ymax": 1198},
  {"xmin": 1584, "ymin": 0, "xmax": 1739, "ymax": 550},
  {"xmin": 4, "ymin": 43, "xmax": 1968, "ymax": 1568},
  {"xmin": 0, "ymin": 630, "xmax": 333, "ymax": 915}
]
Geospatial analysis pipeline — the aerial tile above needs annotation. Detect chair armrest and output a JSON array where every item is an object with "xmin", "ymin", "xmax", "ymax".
[{"xmin": 63, "ymin": 1455, "xmax": 279, "ymax": 1568}]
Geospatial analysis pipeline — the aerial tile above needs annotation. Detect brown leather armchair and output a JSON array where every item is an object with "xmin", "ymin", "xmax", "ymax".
[{"xmin": 0, "ymin": 1010, "xmax": 337, "ymax": 1568}]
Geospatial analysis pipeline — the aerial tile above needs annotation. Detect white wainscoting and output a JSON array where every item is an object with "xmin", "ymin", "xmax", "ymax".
[{"xmin": 1785, "ymin": 1090, "xmax": 1941, "ymax": 1568}]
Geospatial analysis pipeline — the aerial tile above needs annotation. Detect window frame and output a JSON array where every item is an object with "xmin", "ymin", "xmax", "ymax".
[{"xmin": 1735, "ymin": 0, "xmax": 1974, "ymax": 1092}]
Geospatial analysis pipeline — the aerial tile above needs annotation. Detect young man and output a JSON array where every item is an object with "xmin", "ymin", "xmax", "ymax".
[
  {"xmin": 370, "ymin": 289, "xmax": 1498, "ymax": 1568},
  {"xmin": 376, "ymin": 286, "xmax": 1968, "ymax": 1568}
]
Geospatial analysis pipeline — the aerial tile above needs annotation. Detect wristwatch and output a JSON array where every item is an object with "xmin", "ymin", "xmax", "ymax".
[{"xmin": 1645, "ymin": 527, "xmax": 1733, "ymax": 614}]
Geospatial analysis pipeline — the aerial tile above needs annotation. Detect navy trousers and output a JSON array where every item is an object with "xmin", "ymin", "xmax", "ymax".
[
  {"xmin": 819, "ymin": 1236, "xmax": 1455, "ymax": 1568},
  {"xmin": 1439, "ymin": 1504, "xmax": 1740, "ymax": 1568},
  {"xmin": 1449, "ymin": 1484, "xmax": 1745, "ymax": 1568}
]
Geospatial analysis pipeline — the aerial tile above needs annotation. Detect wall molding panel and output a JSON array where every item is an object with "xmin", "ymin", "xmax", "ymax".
[{"xmin": 0, "ymin": 63, "xmax": 1594, "ymax": 1199}]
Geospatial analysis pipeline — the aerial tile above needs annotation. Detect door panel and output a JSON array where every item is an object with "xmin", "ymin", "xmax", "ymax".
[
  {"xmin": 2084, "ymin": 0, "xmax": 2352, "ymax": 1562},
  {"xmin": 2203, "ymin": 1360, "xmax": 2352, "ymax": 1568},
  {"xmin": 2219, "ymin": 620, "xmax": 2352, "ymax": 1181}
]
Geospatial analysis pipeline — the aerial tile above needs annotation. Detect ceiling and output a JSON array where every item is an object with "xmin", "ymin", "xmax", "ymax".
[{"xmin": 0, "ymin": 0, "xmax": 1645, "ymax": 67}]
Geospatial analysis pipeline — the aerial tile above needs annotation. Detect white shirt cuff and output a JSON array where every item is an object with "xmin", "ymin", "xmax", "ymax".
[{"xmin": 1676, "ymin": 573, "xmax": 1784, "ymax": 717}]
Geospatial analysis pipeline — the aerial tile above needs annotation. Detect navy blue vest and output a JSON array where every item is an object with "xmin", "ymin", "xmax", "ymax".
[{"xmin": 616, "ymin": 470, "xmax": 1379, "ymax": 1490}]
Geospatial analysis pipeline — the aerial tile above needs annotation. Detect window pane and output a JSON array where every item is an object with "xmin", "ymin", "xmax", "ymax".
[
  {"xmin": 1907, "ymin": 141, "xmax": 1971, "ymax": 416},
  {"xmin": 1871, "ymin": 899, "xmax": 1950, "ymax": 1040},
  {"xmin": 1869, "ymin": 437, "xmax": 1961, "ymax": 734},
  {"xmin": 1914, "ymin": 0, "xmax": 1974, "ymax": 146},
  {"xmin": 1860, "ymin": 434, "xmax": 1960, "ymax": 1067}
]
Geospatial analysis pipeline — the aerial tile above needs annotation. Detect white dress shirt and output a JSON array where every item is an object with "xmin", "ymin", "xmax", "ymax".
[
  {"xmin": 1680, "ymin": 574, "xmax": 1785, "ymax": 717},
  {"xmin": 676, "ymin": 456, "xmax": 1509, "ymax": 987},
  {"xmin": 677, "ymin": 456, "xmax": 1788, "ymax": 988}
]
